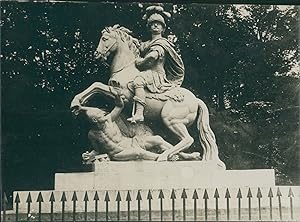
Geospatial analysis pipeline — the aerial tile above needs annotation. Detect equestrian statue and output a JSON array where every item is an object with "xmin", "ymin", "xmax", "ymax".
[{"xmin": 70, "ymin": 5, "xmax": 226, "ymax": 169}]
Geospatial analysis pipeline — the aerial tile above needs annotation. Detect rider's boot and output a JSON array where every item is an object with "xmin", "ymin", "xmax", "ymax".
[{"xmin": 127, "ymin": 87, "xmax": 146, "ymax": 123}]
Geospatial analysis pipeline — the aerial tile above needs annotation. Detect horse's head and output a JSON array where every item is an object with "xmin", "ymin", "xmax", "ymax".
[{"xmin": 94, "ymin": 24, "xmax": 139, "ymax": 61}]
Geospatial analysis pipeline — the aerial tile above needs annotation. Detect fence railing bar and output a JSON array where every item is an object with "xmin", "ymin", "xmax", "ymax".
[
  {"xmin": 147, "ymin": 190, "xmax": 153, "ymax": 221},
  {"xmin": 247, "ymin": 188, "xmax": 252, "ymax": 221},
  {"xmin": 192, "ymin": 189, "xmax": 198, "ymax": 221},
  {"xmin": 83, "ymin": 191, "xmax": 89, "ymax": 222},
  {"xmin": 288, "ymin": 187, "xmax": 294, "ymax": 220},
  {"xmin": 268, "ymin": 187, "xmax": 273, "ymax": 221},
  {"xmin": 93, "ymin": 191, "xmax": 99, "ymax": 222},
  {"xmin": 257, "ymin": 187, "xmax": 262, "ymax": 221},
  {"xmin": 170, "ymin": 189, "xmax": 176, "ymax": 221},
  {"xmin": 214, "ymin": 188, "xmax": 219, "ymax": 221},
  {"xmin": 237, "ymin": 188, "xmax": 242, "ymax": 221},
  {"xmin": 203, "ymin": 189, "xmax": 209, "ymax": 221}
]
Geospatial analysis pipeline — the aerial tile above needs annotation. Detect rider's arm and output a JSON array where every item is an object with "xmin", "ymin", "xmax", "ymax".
[{"xmin": 135, "ymin": 45, "xmax": 164, "ymax": 69}]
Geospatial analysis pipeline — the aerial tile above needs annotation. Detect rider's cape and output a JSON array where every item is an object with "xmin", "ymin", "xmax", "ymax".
[{"xmin": 145, "ymin": 38, "xmax": 185, "ymax": 86}]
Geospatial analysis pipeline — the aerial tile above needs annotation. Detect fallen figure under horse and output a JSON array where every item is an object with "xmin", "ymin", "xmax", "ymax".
[
  {"xmin": 76, "ymin": 92, "xmax": 201, "ymax": 162},
  {"xmin": 70, "ymin": 25, "xmax": 226, "ymax": 169}
]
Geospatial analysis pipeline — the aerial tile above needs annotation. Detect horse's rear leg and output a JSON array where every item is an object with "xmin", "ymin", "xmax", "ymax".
[
  {"xmin": 143, "ymin": 135, "xmax": 174, "ymax": 152},
  {"xmin": 157, "ymin": 123, "xmax": 194, "ymax": 161}
]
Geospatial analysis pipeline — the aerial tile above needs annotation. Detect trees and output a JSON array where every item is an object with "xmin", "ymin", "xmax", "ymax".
[{"xmin": 1, "ymin": 2, "xmax": 299, "ymax": 190}]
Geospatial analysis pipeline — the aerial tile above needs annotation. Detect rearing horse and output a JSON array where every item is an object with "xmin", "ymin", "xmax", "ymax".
[{"xmin": 70, "ymin": 25, "xmax": 225, "ymax": 169}]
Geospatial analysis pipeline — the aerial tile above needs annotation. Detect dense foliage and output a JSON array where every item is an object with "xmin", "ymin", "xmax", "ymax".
[{"xmin": 1, "ymin": 2, "xmax": 299, "ymax": 197}]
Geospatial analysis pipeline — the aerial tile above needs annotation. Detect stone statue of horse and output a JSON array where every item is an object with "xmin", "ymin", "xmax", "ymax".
[{"xmin": 70, "ymin": 25, "xmax": 226, "ymax": 169}]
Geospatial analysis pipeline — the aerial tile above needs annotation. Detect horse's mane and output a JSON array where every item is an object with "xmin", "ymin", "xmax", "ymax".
[{"xmin": 102, "ymin": 24, "xmax": 140, "ymax": 57}]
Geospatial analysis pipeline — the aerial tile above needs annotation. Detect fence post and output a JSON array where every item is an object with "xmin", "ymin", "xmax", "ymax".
[
  {"xmin": 15, "ymin": 193, "xmax": 20, "ymax": 222},
  {"xmin": 237, "ymin": 188, "xmax": 242, "ymax": 221},
  {"xmin": 49, "ymin": 192, "xmax": 55, "ymax": 222},
  {"xmin": 60, "ymin": 192, "xmax": 66, "ymax": 222},
  {"xmin": 126, "ymin": 191, "xmax": 132, "ymax": 221},
  {"xmin": 2, "ymin": 192, "xmax": 8, "ymax": 222},
  {"xmin": 203, "ymin": 189, "xmax": 209, "ymax": 221},
  {"xmin": 268, "ymin": 188, "xmax": 273, "ymax": 220},
  {"xmin": 147, "ymin": 190, "xmax": 153, "ymax": 221},
  {"xmin": 257, "ymin": 188, "xmax": 262, "ymax": 221},
  {"xmin": 181, "ymin": 189, "xmax": 187, "ymax": 221},
  {"xmin": 37, "ymin": 192, "xmax": 44, "ymax": 222},
  {"xmin": 136, "ymin": 190, "xmax": 142, "ymax": 221},
  {"xmin": 83, "ymin": 191, "xmax": 89, "ymax": 221},
  {"xmin": 247, "ymin": 188, "xmax": 252, "ymax": 221},
  {"xmin": 158, "ymin": 189, "xmax": 164, "ymax": 221},
  {"xmin": 116, "ymin": 191, "xmax": 121, "ymax": 221},
  {"xmin": 72, "ymin": 191, "xmax": 78, "ymax": 222},
  {"xmin": 288, "ymin": 187, "xmax": 294, "ymax": 220},
  {"xmin": 277, "ymin": 187, "xmax": 282, "ymax": 220},
  {"xmin": 26, "ymin": 192, "xmax": 32, "ymax": 222},
  {"xmin": 214, "ymin": 188, "xmax": 219, "ymax": 221},
  {"xmin": 225, "ymin": 188, "xmax": 231, "ymax": 221},
  {"xmin": 104, "ymin": 191, "xmax": 110, "ymax": 221},
  {"xmin": 170, "ymin": 189, "xmax": 176, "ymax": 221},
  {"xmin": 192, "ymin": 189, "xmax": 198, "ymax": 221},
  {"xmin": 94, "ymin": 191, "xmax": 99, "ymax": 222}
]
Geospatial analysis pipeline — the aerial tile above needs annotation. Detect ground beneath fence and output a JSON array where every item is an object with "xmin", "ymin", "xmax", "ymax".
[{"xmin": 3, "ymin": 207, "xmax": 299, "ymax": 221}]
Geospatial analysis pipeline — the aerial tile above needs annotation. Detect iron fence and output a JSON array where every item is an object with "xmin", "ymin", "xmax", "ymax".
[{"xmin": 1, "ymin": 186, "xmax": 299, "ymax": 221}]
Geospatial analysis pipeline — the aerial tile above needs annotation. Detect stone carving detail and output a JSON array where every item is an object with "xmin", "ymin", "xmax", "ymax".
[{"xmin": 70, "ymin": 5, "xmax": 226, "ymax": 169}]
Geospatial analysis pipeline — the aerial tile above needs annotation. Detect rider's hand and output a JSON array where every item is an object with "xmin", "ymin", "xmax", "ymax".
[{"xmin": 135, "ymin": 57, "xmax": 144, "ymax": 67}]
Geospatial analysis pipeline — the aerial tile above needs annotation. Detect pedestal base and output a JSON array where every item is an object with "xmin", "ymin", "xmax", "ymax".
[{"xmin": 55, "ymin": 161, "xmax": 275, "ymax": 191}]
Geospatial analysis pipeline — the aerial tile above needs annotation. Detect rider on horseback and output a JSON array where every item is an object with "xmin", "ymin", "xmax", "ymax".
[{"xmin": 127, "ymin": 7, "xmax": 185, "ymax": 123}]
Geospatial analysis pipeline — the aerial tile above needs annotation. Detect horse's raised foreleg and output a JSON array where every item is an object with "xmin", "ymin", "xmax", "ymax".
[{"xmin": 70, "ymin": 82, "xmax": 116, "ymax": 109}]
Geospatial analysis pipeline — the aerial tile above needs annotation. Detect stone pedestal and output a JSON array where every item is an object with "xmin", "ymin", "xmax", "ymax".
[{"xmin": 55, "ymin": 161, "xmax": 275, "ymax": 191}]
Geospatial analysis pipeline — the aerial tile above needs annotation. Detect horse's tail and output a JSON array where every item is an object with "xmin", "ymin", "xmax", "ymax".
[{"xmin": 197, "ymin": 99, "xmax": 226, "ymax": 169}]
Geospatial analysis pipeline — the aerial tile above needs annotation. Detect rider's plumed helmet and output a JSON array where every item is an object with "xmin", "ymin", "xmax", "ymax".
[
  {"xmin": 147, "ymin": 13, "xmax": 166, "ymax": 28},
  {"xmin": 142, "ymin": 5, "xmax": 171, "ymax": 30}
]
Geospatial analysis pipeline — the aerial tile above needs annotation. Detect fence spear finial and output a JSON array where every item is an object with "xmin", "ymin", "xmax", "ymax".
[
  {"xmin": 84, "ymin": 191, "xmax": 89, "ymax": 201},
  {"xmin": 15, "ymin": 192, "xmax": 20, "ymax": 203},
  {"xmin": 288, "ymin": 187, "xmax": 294, "ymax": 197}
]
